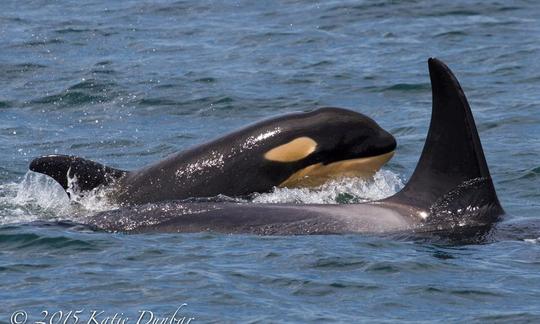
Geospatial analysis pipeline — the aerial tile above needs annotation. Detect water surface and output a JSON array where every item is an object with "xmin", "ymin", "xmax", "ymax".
[{"xmin": 1, "ymin": 0, "xmax": 539, "ymax": 322}]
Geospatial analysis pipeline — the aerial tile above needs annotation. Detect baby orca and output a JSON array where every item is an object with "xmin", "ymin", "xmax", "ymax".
[
  {"xmin": 30, "ymin": 108, "xmax": 396, "ymax": 205},
  {"xmin": 85, "ymin": 58, "xmax": 505, "ymax": 236}
]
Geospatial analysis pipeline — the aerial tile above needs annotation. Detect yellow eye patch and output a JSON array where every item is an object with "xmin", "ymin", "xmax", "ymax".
[{"xmin": 264, "ymin": 137, "xmax": 317, "ymax": 162}]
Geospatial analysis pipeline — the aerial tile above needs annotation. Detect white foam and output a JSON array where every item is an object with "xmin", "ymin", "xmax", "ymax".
[
  {"xmin": 524, "ymin": 238, "xmax": 539, "ymax": 244},
  {"xmin": 252, "ymin": 170, "xmax": 404, "ymax": 204}
]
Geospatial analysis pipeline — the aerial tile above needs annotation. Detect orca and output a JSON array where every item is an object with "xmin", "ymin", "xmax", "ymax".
[
  {"xmin": 85, "ymin": 58, "xmax": 505, "ymax": 235},
  {"xmin": 29, "ymin": 108, "xmax": 396, "ymax": 205}
]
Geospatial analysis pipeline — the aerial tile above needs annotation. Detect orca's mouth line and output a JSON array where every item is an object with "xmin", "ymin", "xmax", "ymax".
[{"xmin": 279, "ymin": 151, "xmax": 395, "ymax": 188}]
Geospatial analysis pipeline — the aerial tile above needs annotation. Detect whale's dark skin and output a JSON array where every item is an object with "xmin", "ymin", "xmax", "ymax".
[
  {"xmin": 29, "ymin": 108, "xmax": 396, "ymax": 205},
  {"xmin": 86, "ymin": 58, "xmax": 505, "ymax": 235}
]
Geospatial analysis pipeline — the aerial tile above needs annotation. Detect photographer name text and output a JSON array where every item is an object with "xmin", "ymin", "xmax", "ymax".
[{"xmin": 10, "ymin": 305, "xmax": 195, "ymax": 324}]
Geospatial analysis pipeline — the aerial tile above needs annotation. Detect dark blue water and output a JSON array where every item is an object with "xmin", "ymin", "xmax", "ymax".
[{"xmin": 1, "ymin": 0, "xmax": 540, "ymax": 322}]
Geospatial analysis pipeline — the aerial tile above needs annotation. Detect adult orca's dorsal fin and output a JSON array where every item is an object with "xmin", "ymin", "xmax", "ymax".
[
  {"xmin": 29, "ymin": 155, "xmax": 126, "ymax": 192},
  {"xmin": 388, "ymin": 58, "xmax": 503, "ymax": 215}
]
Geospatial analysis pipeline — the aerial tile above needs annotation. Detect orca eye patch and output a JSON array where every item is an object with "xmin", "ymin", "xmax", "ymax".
[{"xmin": 264, "ymin": 137, "xmax": 317, "ymax": 162}]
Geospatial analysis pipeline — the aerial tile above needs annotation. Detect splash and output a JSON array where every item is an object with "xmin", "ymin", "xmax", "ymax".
[
  {"xmin": 14, "ymin": 172, "xmax": 71, "ymax": 210},
  {"xmin": 0, "ymin": 171, "xmax": 117, "ymax": 225},
  {"xmin": 252, "ymin": 170, "xmax": 404, "ymax": 204},
  {"xmin": 0, "ymin": 172, "xmax": 68, "ymax": 225},
  {"xmin": 65, "ymin": 169, "xmax": 117, "ymax": 213}
]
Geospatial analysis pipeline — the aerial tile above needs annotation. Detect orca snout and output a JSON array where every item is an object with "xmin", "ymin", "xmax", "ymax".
[
  {"xmin": 379, "ymin": 128, "xmax": 397, "ymax": 154},
  {"xmin": 316, "ymin": 108, "xmax": 396, "ymax": 158},
  {"xmin": 354, "ymin": 126, "xmax": 396, "ymax": 158}
]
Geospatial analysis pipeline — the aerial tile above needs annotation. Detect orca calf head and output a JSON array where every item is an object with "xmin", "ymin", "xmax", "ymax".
[{"xmin": 238, "ymin": 107, "xmax": 397, "ymax": 188}]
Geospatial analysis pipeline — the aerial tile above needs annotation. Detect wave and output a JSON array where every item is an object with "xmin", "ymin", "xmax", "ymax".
[{"xmin": 30, "ymin": 79, "xmax": 119, "ymax": 107}]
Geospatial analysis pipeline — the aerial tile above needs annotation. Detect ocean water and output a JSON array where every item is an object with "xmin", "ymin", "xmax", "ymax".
[{"xmin": 1, "ymin": 0, "xmax": 540, "ymax": 322}]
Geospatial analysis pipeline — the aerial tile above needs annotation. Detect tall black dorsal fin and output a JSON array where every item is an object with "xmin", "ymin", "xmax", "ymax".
[
  {"xmin": 389, "ymin": 58, "xmax": 502, "ymax": 213},
  {"xmin": 29, "ymin": 155, "xmax": 126, "ymax": 192}
]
